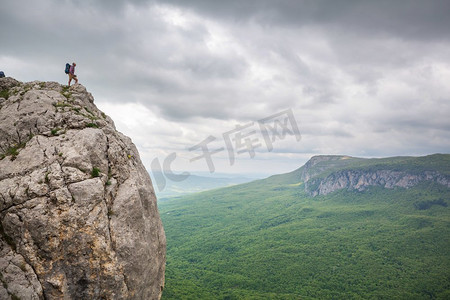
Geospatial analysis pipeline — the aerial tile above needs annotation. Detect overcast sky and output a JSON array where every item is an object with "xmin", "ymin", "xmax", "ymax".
[{"xmin": 2, "ymin": 0, "xmax": 450, "ymax": 179}]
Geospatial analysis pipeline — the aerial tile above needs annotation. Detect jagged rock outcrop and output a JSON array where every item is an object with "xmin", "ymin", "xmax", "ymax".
[
  {"xmin": 301, "ymin": 155, "xmax": 450, "ymax": 196},
  {"xmin": 0, "ymin": 78, "xmax": 166, "ymax": 299}
]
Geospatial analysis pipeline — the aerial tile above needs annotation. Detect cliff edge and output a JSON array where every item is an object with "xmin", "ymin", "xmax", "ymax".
[
  {"xmin": 0, "ymin": 78, "xmax": 166, "ymax": 299},
  {"xmin": 300, "ymin": 155, "xmax": 450, "ymax": 196}
]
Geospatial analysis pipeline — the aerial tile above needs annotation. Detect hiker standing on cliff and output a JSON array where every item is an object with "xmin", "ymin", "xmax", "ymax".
[{"xmin": 68, "ymin": 62, "xmax": 78, "ymax": 86}]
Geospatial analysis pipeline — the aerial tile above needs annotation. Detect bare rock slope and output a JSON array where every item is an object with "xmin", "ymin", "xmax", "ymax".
[
  {"xmin": 300, "ymin": 155, "xmax": 450, "ymax": 196},
  {"xmin": 0, "ymin": 78, "xmax": 166, "ymax": 299}
]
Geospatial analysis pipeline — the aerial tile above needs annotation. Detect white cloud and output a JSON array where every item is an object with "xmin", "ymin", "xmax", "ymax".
[{"xmin": 1, "ymin": 0, "xmax": 449, "ymax": 177}]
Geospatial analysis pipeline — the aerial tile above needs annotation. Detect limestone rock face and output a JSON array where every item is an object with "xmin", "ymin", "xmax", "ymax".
[
  {"xmin": 305, "ymin": 169, "xmax": 450, "ymax": 196},
  {"xmin": 0, "ymin": 78, "xmax": 166, "ymax": 299},
  {"xmin": 301, "ymin": 155, "xmax": 450, "ymax": 196}
]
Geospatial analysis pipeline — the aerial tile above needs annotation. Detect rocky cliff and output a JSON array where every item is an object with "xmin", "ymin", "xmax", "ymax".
[
  {"xmin": 301, "ymin": 155, "xmax": 450, "ymax": 196},
  {"xmin": 0, "ymin": 78, "xmax": 166, "ymax": 299}
]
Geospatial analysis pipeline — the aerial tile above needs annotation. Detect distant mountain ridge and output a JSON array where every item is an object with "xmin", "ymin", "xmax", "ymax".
[{"xmin": 276, "ymin": 154, "xmax": 450, "ymax": 196}]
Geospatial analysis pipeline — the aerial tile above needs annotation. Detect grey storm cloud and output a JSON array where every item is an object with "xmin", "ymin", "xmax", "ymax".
[
  {"xmin": 160, "ymin": 0, "xmax": 450, "ymax": 40},
  {"xmin": 1, "ymin": 0, "xmax": 449, "ymax": 174}
]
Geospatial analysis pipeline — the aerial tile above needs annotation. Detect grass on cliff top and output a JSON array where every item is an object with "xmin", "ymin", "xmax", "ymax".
[
  {"xmin": 0, "ymin": 141, "xmax": 29, "ymax": 161},
  {"xmin": 0, "ymin": 89, "xmax": 10, "ymax": 99}
]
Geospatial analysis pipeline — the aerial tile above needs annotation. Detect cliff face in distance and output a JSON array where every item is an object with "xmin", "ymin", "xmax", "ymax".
[
  {"xmin": 0, "ymin": 78, "xmax": 166, "ymax": 299},
  {"xmin": 300, "ymin": 155, "xmax": 450, "ymax": 196}
]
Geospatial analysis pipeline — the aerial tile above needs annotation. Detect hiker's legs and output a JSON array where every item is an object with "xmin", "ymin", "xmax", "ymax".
[{"xmin": 68, "ymin": 74, "xmax": 78, "ymax": 86}]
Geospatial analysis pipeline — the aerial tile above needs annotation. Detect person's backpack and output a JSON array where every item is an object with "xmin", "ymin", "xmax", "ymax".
[
  {"xmin": 65, "ymin": 63, "xmax": 70, "ymax": 74},
  {"xmin": 0, "ymin": 71, "xmax": 5, "ymax": 78}
]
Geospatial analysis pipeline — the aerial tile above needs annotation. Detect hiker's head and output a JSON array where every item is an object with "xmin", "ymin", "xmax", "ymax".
[{"xmin": 73, "ymin": 62, "xmax": 76, "ymax": 66}]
